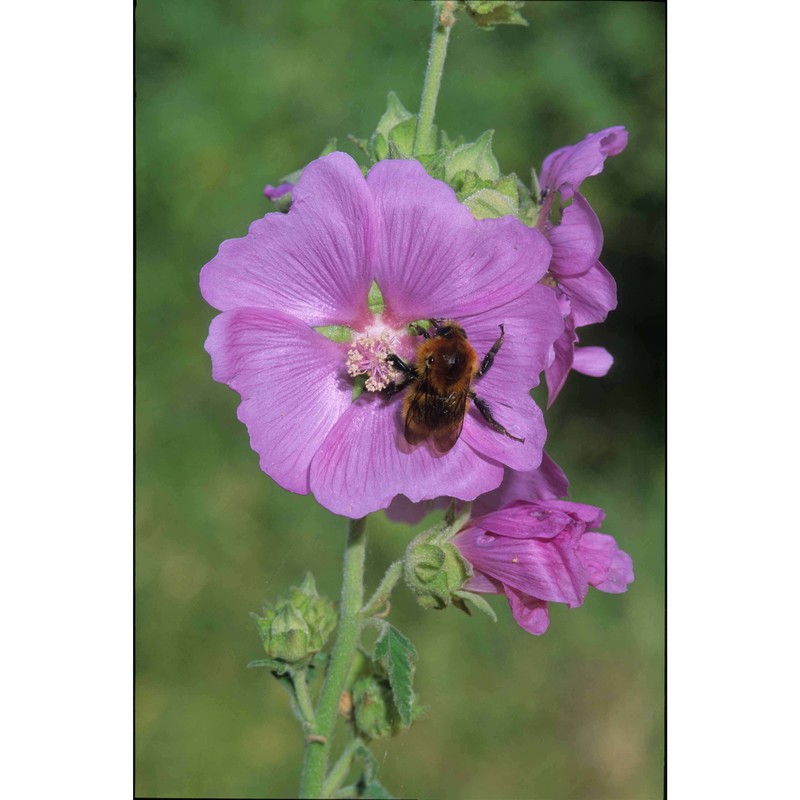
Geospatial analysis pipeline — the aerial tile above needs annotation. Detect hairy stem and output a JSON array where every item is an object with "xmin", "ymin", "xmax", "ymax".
[
  {"xmin": 299, "ymin": 517, "xmax": 367, "ymax": 798},
  {"xmin": 361, "ymin": 560, "xmax": 403, "ymax": 618},
  {"xmin": 292, "ymin": 669, "xmax": 317, "ymax": 730},
  {"xmin": 413, "ymin": 0, "xmax": 456, "ymax": 156},
  {"xmin": 320, "ymin": 738, "xmax": 366, "ymax": 798}
]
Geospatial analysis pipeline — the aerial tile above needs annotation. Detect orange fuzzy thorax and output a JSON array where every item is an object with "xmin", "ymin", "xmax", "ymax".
[{"xmin": 414, "ymin": 325, "xmax": 478, "ymax": 395}]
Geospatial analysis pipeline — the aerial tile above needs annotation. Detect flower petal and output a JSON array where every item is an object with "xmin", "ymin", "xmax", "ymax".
[
  {"xmin": 310, "ymin": 392, "xmax": 505, "ymax": 518},
  {"xmin": 543, "ymin": 500, "xmax": 606, "ymax": 530},
  {"xmin": 263, "ymin": 182, "xmax": 293, "ymax": 200},
  {"xmin": 200, "ymin": 152, "xmax": 375, "ymax": 327},
  {"xmin": 504, "ymin": 586, "xmax": 550, "ymax": 635},
  {"xmin": 204, "ymin": 308, "xmax": 353, "ymax": 495},
  {"xmin": 469, "ymin": 504, "xmax": 577, "ymax": 539},
  {"xmin": 472, "ymin": 453, "xmax": 570, "ymax": 517},
  {"xmin": 547, "ymin": 193, "xmax": 603, "ymax": 277},
  {"xmin": 384, "ymin": 494, "xmax": 451, "ymax": 525},
  {"xmin": 577, "ymin": 532, "xmax": 634, "ymax": 594},
  {"xmin": 544, "ymin": 318, "xmax": 576, "ymax": 408},
  {"xmin": 367, "ymin": 159, "xmax": 548, "ymax": 323},
  {"xmin": 572, "ymin": 346, "xmax": 613, "ymax": 377},
  {"xmin": 460, "ymin": 284, "xmax": 563, "ymax": 397},
  {"xmin": 540, "ymin": 127, "xmax": 628, "ymax": 200},
  {"xmin": 559, "ymin": 260, "xmax": 617, "ymax": 328},
  {"xmin": 464, "ymin": 569, "xmax": 504, "ymax": 594},
  {"xmin": 453, "ymin": 528, "xmax": 589, "ymax": 606}
]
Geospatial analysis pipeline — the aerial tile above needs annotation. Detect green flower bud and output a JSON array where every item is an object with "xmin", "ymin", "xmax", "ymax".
[
  {"xmin": 402, "ymin": 508, "xmax": 473, "ymax": 610},
  {"xmin": 252, "ymin": 572, "xmax": 337, "ymax": 668},
  {"xmin": 352, "ymin": 674, "xmax": 401, "ymax": 740},
  {"xmin": 269, "ymin": 604, "xmax": 310, "ymax": 663},
  {"xmin": 461, "ymin": 0, "xmax": 528, "ymax": 29}
]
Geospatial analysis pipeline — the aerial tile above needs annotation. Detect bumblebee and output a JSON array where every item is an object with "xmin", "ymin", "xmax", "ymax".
[{"xmin": 386, "ymin": 319, "xmax": 524, "ymax": 454}]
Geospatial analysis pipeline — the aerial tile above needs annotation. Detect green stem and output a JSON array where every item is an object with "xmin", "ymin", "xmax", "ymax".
[
  {"xmin": 413, "ymin": 0, "xmax": 456, "ymax": 156},
  {"xmin": 361, "ymin": 560, "xmax": 403, "ymax": 618},
  {"xmin": 292, "ymin": 669, "xmax": 316, "ymax": 730},
  {"xmin": 320, "ymin": 738, "xmax": 365, "ymax": 798},
  {"xmin": 300, "ymin": 517, "xmax": 368, "ymax": 798}
]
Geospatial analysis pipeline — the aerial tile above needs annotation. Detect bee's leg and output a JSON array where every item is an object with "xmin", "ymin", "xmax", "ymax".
[
  {"xmin": 384, "ymin": 354, "xmax": 418, "ymax": 397},
  {"xmin": 387, "ymin": 353, "xmax": 418, "ymax": 378},
  {"xmin": 470, "ymin": 392, "xmax": 525, "ymax": 443},
  {"xmin": 409, "ymin": 323, "xmax": 430, "ymax": 339},
  {"xmin": 477, "ymin": 324, "xmax": 505, "ymax": 377}
]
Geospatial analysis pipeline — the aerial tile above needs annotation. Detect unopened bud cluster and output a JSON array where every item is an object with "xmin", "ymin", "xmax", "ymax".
[{"xmin": 252, "ymin": 573, "xmax": 337, "ymax": 667}]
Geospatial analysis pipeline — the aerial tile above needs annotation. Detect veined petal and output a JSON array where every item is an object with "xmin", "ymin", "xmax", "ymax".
[
  {"xmin": 544, "ymin": 500, "xmax": 606, "ymax": 530},
  {"xmin": 472, "ymin": 454, "xmax": 570, "ymax": 517},
  {"xmin": 544, "ymin": 318, "xmax": 577, "ymax": 408},
  {"xmin": 463, "ymin": 569, "xmax": 504, "ymax": 594},
  {"xmin": 572, "ymin": 346, "xmax": 613, "ymax": 377},
  {"xmin": 540, "ymin": 127, "xmax": 628, "ymax": 200},
  {"xmin": 577, "ymin": 533, "xmax": 633, "ymax": 594},
  {"xmin": 309, "ymin": 392, "xmax": 505, "ymax": 518},
  {"xmin": 204, "ymin": 308, "xmax": 353, "ymax": 495},
  {"xmin": 547, "ymin": 193, "xmax": 603, "ymax": 277},
  {"xmin": 453, "ymin": 528, "xmax": 589, "ymax": 607},
  {"xmin": 469, "ymin": 505, "xmax": 578, "ymax": 539},
  {"xmin": 461, "ymin": 284, "xmax": 563, "ymax": 398},
  {"xmin": 200, "ymin": 152, "xmax": 375, "ymax": 327},
  {"xmin": 577, "ymin": 532, "xmax": 634, "ymax": 593},
  {"xmin": 559, "ymin": 260, "xmax": 617, "ymax": 328},
  {"xmin": 367, "ymin": 159, "xmax": 548, "ymax": 323},
  {"xmin": 460, "ymin": 396, "xmax": 545, "ymax": 472},
  {"xmin": 504, "ymin": 586, "xmax": 550, "ymax": 635}
]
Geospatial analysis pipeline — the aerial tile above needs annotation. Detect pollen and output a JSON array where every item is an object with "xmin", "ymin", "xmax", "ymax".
[{"xmin": 347, "ymin": 330, "xmax": 403, "ymax": 392}]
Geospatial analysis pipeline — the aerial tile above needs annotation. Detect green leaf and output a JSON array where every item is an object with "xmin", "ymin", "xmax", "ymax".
[
  {"xmin": 367, "ymin": 280, "xmax": 385, "ymax": 314},
  {"xmin": 352, "ymin": 741, "xmax": 379, "ymax": 784},
  {"xmin": 375, "ymin": 92, "xmax": 413, "ymax": 140},
  {"xmin": 320, "ymin": 137, "xmax": 338, "ymax": 157},
  {"xmin": 373, "ymin": 132, "xmax": 389, "ymax": 162},
  {"xmin": 348, "ymin": 134, "xmax": 376, "ymax": 165},
  {"xmin": 246, "ymin": 657, "xmax": 292, "ymax": 676},
  {"xmin": 360, "ymin": 780, "xmax": 394, "ymax": 799},
  {"xmin": 372, "ymin": 622, "xmax": 417, "ymax": 726},
  {"xmin": 462, "ymin": 187, "xmax": 518, "ymax": 219},
  {"xmin": 415, "ymin": 149, "xmax": 448, "ymax": 182},
  {"xmin": 453, "ymin": 590, "xmax": 498, "ymax": 623},
  {"xmin": 387, "ymin": 116, "xmax": 417, "ymax": 158},
  {"xmin": 462, "ymin": 0, "xmax": 528, "ymax": 29},
  {"xmin": 445, "ymin": 130, "xmax": 500, "ymax": 182},
  {"xmin": 352, "ymin": 374, "xmax": 367, "ymax": 402},
  {"xmin": 314, "ymin": 325, "xmax": 356, "ymax": 343}
]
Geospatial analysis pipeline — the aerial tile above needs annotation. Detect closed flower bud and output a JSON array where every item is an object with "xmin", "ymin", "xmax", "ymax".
[
  {"xmin": 402, "ymin": 512, "xmax": 472, "ymax": 610},
  {"xmin": 352, "ymin": 674, "xmax": 400, "ymax": 740},
  {"xmin": 252, "ymin": 572, "xmax": 337, "ymax": 667},
  {"xmin": 269, "ymin": 605, "xmax": 311, "ymax": 663}
]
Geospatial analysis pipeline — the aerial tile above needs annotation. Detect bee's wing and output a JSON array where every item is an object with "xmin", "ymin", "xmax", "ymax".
[
  {"xmin": 403, "ymin": 384, "xmax": 434, "ymax": 446},
  {"xmin": 431, "ymin": 390, "xmax": 469, "ymax": 453},
  {"xmin": 432, "ymin": 416, "xmax": 464, "ymax": 453}
]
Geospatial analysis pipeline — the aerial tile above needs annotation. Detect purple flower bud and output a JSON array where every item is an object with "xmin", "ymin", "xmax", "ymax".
[{"xmin": 453, "ymin": 499, "xmax": 633, "ymax": 635}]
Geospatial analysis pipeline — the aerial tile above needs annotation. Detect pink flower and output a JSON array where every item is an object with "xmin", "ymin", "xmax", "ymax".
[
  {"xmin": 453, "ymin": 497, "xmax": 633, "ymax": 635},
  {"xmin": 385, "ymin": 450, "xmax": 569, "ymax": 524},
  {"xmin": 536, "ymin": 127, "xmax": 627, "ymax": 405},
  {"xmin": 201, "ymin": 153, "xmax": 562, "ymax": 518},
  {"xmin": 263, "ymin": 181, "xmax": 293, "ymax": 201}
]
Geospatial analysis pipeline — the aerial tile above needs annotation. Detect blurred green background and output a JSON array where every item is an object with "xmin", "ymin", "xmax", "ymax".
[{"xmin": 136, "ymin": 1, "xmax": 664, "ymax": 798}]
